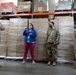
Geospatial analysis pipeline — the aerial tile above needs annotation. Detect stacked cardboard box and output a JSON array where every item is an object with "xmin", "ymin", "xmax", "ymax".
[
  {"xmin": 1, "ymin": 2, "xmax": 17, "ymax": 14},
  {"xmin": 55, "ymin": 17, "xmax": 74, "ymax": 62},
  {"xmin": 17, "ymin": 1, "xmax": 31, "ymax": 13},
  {"xmin": 17, "ymin": 19, "xmax": 27, "ymax": 57},
  {"xmin": 0, "ymin": 18, "xmax": 74, "ymax": 62},
  {"xmin": 7, "ymin": 19, "xmax": 18, "ymax": 57},
  {"xmin": 74, "ymin": 30, "xmax": 76, "ymax": 59},
  {"xmin": 7, "ymin": 18, "xmax": 28, "ymax": 57},
  {"xmin": 29, "ymin": 19, "xmax": 48, "ymax": 60},
  {"xmin": 33, "ymin": 0, "xmax": 48, "ymax": 12},
  {"xmin": 74, "ymin": 1, "xmax": 76, "ymax": 10},
  {"xmin": 55, "ymin": 1, "xmax": 72, "ymax": 10},
  {"xmin": 0, "ymin": 20, "xmax": 9, "ymax": 57},
  {"xmin": 0, "ymin": 43, "xmax": 6, "ymax": 56},
  {"xmin": 7, "ymin": 42, "xmax": 17, "ymax": 57}
]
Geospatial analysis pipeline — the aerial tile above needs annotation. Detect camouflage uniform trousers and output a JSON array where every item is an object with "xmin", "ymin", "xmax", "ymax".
[{"xmin": 46, "ymin": 43, "xmax": 57, "ymax": 62}]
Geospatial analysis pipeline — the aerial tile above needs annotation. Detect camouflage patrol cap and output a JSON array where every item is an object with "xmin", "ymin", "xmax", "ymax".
[{"xmin": 49, "ymin": 22, "xmax": 54, "ymax": 25}]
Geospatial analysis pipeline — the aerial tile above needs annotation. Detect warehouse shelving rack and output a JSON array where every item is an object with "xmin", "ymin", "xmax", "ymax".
[{"xmin": 2, "ymin": 11, "xmax": 75, "ymax": 18}]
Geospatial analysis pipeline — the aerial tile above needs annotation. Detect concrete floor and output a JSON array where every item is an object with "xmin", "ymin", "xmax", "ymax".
[{"xmin": 0, "ymin": 59, "xmax": 76, "ymax": 75}]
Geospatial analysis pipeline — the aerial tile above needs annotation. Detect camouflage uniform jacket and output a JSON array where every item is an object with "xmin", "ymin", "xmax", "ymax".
[{"xmin": 47, "ymin": 29, "xmax": 60, "ymax": 44}]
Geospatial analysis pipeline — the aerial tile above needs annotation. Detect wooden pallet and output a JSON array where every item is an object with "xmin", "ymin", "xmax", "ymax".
[
  {"xmin": 33, "ymin": 11, "xmax": 49, "ymax": 13},
  {"xmin": 17, "ymin": 11, "xmax": 31, "ymax": 14}
]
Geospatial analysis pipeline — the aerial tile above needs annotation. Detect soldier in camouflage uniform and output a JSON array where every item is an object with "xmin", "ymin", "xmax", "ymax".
[{"xmin": 46, "ymin": 22, "xmax": 60, "ymax": 66}]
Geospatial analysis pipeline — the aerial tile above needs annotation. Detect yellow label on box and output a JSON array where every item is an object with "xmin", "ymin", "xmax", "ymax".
[
  {"xmin": 3, "ymin": 9, "xmax": 9, "ymax": 12},
  {"xmin": 23, "ymin": 6, "xmax": 29, "ymax": 9}
]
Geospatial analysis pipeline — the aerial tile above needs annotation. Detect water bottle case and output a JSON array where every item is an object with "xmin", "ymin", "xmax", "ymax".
[
  {"xmin": 26, "ymin": 30, "xmax": 31, "ymax": 43},
  {"xmin": 27, "ymin": 35, "xmax": 30, "ymax": 43}
]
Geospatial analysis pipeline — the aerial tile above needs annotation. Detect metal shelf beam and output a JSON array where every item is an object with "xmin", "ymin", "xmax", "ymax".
[{"xmin": 2, "ymin": 11, "xmax": 76, "ymax": 18}]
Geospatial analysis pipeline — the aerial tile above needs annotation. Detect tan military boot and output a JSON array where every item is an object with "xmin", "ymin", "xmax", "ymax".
[
  {"xmin": 52, "ymin": 61, "xmax": 57, "ymax": 66},
  {"xmin": 74, "ymin": 66, "xmax": 76, "ymax": 69},
  {"xmin": 47, "ymin": 61, "xmax": 51, "ymax": 66}
]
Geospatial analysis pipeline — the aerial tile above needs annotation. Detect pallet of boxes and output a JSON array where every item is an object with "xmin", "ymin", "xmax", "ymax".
[
  {"xmin": 0, "ymin": 20, "xmax": 9, "ymax": 58},
  {"xmin": 55, "ymin": 16, "xmax": 74, "ymax": 62},
  {"xmin": 7, "ymin": 19, "xmax": 28, "ymax": 58},
  {"xmin": 29, "ymin": 18, "xmax": 48, "ymax": 61},
  {"xmin": 33, "ymin": 0, "xmax": 48, "ymax": 12},
  {"xmin": 74, "ymin": 29, "xmax": 76, "ymax": 68},
  {"xmin": 17, "ymin": 1, "xmax": 31, "ymax": 13}
]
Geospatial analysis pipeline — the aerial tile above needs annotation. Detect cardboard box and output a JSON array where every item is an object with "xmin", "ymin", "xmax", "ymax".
[
  {"xmin": 55, "ymin": 17, "xmax": 74, "ymax": 61},
  {"xmin": 1, "ymin": 34, "xmax": 8, "ymax": 43},
  {"xmin": 29, "ymin": 19, "xmax": 48, "ymax": 60},
  {"xmin": 17, "ymin": 1, "xmax": 31, "ymax": 12},
  {"xmin": 33, "ymin": 0, "xmax": 48, "ymax": 12},
  {"xmin": 0, "ymin": 43, "xmax": 7, "ymax": 56}
]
